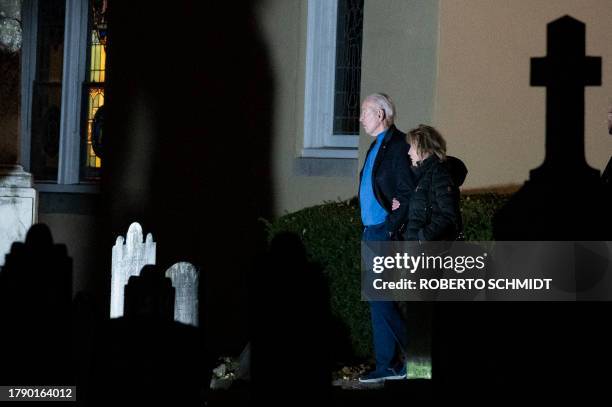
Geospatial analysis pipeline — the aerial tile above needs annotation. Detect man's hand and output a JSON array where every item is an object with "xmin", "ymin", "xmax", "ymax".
[{"xmin": 391, "ymin": 198, "xmax": 400, "ymax": 211}]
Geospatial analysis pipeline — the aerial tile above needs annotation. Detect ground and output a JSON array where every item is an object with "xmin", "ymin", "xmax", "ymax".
[{"xmin": 210, "ymin": 356, "xmax": 432, "ymax": 391}]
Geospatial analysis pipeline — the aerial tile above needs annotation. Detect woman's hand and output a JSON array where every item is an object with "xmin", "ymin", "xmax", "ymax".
[{"xmin": 392, "ymin": 198, "xmax": 400, "ymax": 211}]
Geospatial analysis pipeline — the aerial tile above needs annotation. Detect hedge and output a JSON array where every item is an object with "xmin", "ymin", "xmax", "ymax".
[{"xmin": 263, "ymin": 193, "xmax": 510, "ymax": 360}]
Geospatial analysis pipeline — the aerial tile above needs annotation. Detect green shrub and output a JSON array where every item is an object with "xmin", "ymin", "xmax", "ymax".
[
  {"xmin": 263, "ymin": 193, "xmax": 510, "ymax": 360},
  {"xmin": 461, "ymin": 193, "xmax": 510, "ymax": 240}
]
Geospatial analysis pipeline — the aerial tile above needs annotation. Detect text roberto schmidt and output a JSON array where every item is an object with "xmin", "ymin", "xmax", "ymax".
[
  {"xmin": 369, "ymin": 253, "xmax": 553, "ymax": 292},
  {"xmin": 373, "ymin": 278, "xmax": 553, "ymax": 291}
]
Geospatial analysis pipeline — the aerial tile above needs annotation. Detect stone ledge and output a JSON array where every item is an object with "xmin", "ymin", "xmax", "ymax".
[{"xmin": 0, "ymin": 165, "xmax": 33, "ymax": 188}]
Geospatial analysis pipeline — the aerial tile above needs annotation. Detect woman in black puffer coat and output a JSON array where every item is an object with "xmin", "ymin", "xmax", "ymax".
[{"xmin": 393, "ymin": 125, "xmax": 467, "ymax": 241}]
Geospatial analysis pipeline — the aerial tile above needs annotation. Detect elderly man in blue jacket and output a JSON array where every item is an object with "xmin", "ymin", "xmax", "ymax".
[{"xmin": 358, "ymin": 93, "xmax": 414, "ymax": 383}]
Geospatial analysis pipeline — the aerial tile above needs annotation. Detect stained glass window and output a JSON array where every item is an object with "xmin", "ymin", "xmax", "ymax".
[
  {"xmin": 81, "ymin": 0, "xmax": 107, "ymax": 180},
  {"xmin": 333, "ymin": 0, "xmax": 364, "ymax": 135}
]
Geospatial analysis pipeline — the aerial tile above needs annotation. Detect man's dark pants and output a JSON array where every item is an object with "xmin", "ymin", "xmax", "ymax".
[{"xmin": 362, "ymin": 222, "xmax": 408, "ymax": 372}]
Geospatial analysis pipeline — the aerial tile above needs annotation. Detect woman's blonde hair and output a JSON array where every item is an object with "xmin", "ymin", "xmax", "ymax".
[{"xmin": 407, "ymin": 124, "xmax": 447, "ymax": 161}]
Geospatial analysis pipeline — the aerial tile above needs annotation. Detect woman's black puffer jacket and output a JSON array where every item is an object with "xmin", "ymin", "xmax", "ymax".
[{"xmin": 403, "ymin": 156, "xmax": 467, "ymax": 241}]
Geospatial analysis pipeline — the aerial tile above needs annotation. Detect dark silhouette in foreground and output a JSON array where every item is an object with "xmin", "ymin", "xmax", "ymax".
[
  {"xmin": 0, "ymin": 224, "xmax": 73, "ymax": 386},
  {"xmin": 89, "ymin": 265, "xmax": 211, "ymax": 406},
  {"xmin": 248, "ymin": 232, "xmax": 332, "ymax": 405}
]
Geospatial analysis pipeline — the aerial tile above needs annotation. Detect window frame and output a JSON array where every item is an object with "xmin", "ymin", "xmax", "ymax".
[
  {"xmin": 302, "ymin": 0, "xmax": 360, "ymax": 159},
  {"xmin": 20, "ymin": 0, "xmax": 98, "ymax": 192}
]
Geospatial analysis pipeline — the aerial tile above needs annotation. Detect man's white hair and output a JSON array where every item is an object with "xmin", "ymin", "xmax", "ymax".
[{"xmin": 365, "ymin": 93, "xmax": 396, "ymax": 127}]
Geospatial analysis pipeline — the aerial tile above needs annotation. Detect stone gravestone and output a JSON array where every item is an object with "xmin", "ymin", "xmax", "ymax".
[
  {"xmin": 110, "ymin": 222, "xmax": 156, "ymax": 318},
  {"xmin": 124, "ymin": 264, "xmax": 175, "ymax": 321},
  {"xmin": 492, "ymin": 15, "xmax": 610, "ymax": 293},
  {"xmin": 0, "ymin": 165, "xmax": 37, "ymax": 267},
  {"xmin": 493, "ymin": 15, "xmax": 607, "ymax": 240},
  {"xmin": 165, "ymin": 262, "xmax": 199, "ymax": 326},
  {"xmin": 482, "ymin": 16, "xmax": 610, "ymax": 396},
  {"xmin": 0, "ymin": 224, "xmax": 72, "ymax": 385}
]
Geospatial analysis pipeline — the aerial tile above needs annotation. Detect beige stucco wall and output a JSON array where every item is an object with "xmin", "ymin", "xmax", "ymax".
[
  {"xmin": 256, "ymin": 0, "xmax": 358, "ymax": 216},
  {"xmin": 359, "ymin": 0, "xmax": 439, "ymax": 169},
  {"xmin": 261, "ymin": 0, "xmax": 612, "ymax": 208},
  {"xmin": 435, "ymin": 0, "xmax": 612, "ymax": 188}
]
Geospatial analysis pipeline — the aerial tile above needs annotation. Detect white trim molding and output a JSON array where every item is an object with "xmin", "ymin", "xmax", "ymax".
[
  {"xmin": 303, "ymin": 0, "xmax": 359, "ymax": 157},
  {"xmin": 19, "ymin": 0, "xmax": 37, "ymax": 170},
  {"xmin": 58, "ymin": 0, "xmax": 89, "ymax": 184}
]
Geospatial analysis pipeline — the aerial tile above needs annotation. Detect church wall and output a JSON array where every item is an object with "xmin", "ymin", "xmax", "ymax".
[
  {"xmin": 358, "ymin": 0, "xmax": 440, "ymax": 171},
  {"xmin": 36, "ymin": 195, "xmax": 107, "ymax": 307},
  {"xmin": 38, "ymin": 212, "xmax": 102, "ymax": 294},
  {"xmin": 261, "ymin": 0, "xmax": 612, "ymax": 201},
  {"xmin": 435, "ymin": 0, "xmax": 612, "ymax": 189},
  {"xmin": 255, "ymin": 0, "xmax": 358, "ymax": 215}
]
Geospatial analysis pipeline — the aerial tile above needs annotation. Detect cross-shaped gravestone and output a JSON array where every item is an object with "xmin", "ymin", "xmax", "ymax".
[
  {"xmin": 494, "ymin": 16, "xmax": 606, "ymax": 239},
  {"xmin": 530, "ymin": 15, "xmax": 601, "ymax": 181}
]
